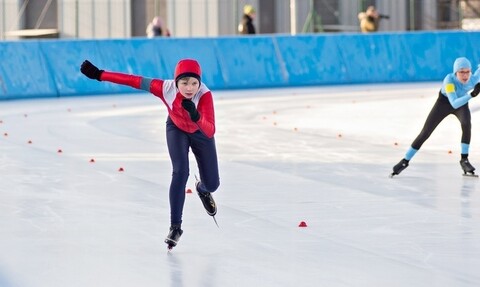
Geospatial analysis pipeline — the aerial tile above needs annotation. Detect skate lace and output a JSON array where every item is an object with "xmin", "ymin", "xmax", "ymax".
[{"xmin": 198, "ymin": 192, "xmax": 215, "ymax": 209}]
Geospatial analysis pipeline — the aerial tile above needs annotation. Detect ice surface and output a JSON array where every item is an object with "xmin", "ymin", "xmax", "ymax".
[{"xmin": 1, "ymin": 83, "xmax": 479, "ymax": 287}]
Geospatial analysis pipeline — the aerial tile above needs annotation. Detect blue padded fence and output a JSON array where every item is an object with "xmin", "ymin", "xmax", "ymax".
[{"xmin": 1, "ymin": 31, "xmax": 480, "ymax": 100}]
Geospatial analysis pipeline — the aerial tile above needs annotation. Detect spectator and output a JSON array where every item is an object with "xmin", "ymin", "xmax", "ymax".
[
  {"xmin": 357, "ymin": 6, "xmax": 389, "ymax": 33},
  {"xmin": 146, "ymin": 16, "xmax": 171, "ymax": 38},
  {"xmin": 238, "ymin": 4, "xmax": 256, "ymax": 34}
]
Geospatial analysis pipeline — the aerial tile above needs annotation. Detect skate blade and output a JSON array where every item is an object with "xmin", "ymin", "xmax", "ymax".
[
  {"xmin": 463, "ymin": 173, "xmax": 479, "ymax": 178},
  {"xmin": 206, "ymin": 209, "xmax": 217, "ymax": 216},
  {"xmin": 389, "ymin": 173, "xmax": 397, "ymax": 178},
  {"xmin": 212, "ymin": 216, "xmax": 219, "ymax": 228}
]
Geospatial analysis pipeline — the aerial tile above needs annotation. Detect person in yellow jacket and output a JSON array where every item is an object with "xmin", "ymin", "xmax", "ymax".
[{"xmin": 357, "ymin": 6, "xmax": 388, "ymax": 33}]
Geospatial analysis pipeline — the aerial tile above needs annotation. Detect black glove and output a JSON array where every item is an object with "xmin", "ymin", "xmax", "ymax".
[
  {"xmin": 181, "ymin": 99, "xmax": 200, "ymax": 122},
  {"xmin": 471, "ymin": 83, "xmax": 480, "ymax": 97},
  {"xmin": 80, "ymin": 60, "xmax": 104, "ymax": 81}
]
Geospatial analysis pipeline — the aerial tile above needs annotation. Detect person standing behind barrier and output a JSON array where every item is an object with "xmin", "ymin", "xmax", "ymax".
[
  {"xmin": 146, "ymin": 16, "xmax": 171, "ymax": 38},
  {"xmin": 391, "ymin": 57, "xmax": 480, "ymax": 177},
  {"xmin": 80, "ymin": 58, "xmax": 220, "ymax": 250},
  {"xmin": 357, "ymin": 6, "xmax": 389, "ymax": 32},
  {"xmin": 238, "ymin": 4, "xmax": 256, "ymax": 34}
]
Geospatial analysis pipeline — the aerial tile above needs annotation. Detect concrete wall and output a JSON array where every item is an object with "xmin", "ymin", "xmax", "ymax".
[
  {"xmin": 59, "ymin": 0, "xmax": 131, "ymax": 39},
  {"xmin": 1, "ymin": 31, "xmax": 480, "ymax": 100},
  {"xmin": 1, "ymin": 0, "xmax": 466, "ymax": 40}
]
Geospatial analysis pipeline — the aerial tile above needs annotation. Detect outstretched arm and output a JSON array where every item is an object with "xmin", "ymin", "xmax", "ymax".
[{"xmin": 80, "ymin": 60, "xmax": 144, "ymax": 90}]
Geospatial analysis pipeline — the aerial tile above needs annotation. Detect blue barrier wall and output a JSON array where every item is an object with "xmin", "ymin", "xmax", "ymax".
[{"xmin": 1, "ymin": 31, "xmax": 480, "ymax": 100}]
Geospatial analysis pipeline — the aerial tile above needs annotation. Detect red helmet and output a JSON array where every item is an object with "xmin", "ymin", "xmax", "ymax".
[{"xmin": 174, "ymin": 59, "xmax": 201, "ymax": 86}]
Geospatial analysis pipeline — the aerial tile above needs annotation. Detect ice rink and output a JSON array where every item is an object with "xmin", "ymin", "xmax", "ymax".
[{"xmin": 1, "ymin": 82, "xmax": 480, "ymax": 287}]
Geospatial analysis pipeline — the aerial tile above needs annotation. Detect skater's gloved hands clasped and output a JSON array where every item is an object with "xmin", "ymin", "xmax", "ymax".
[
  {"xmin": 471, "ymin": 83, "xmax": 480, "ymax": 97},
  {"xmin": 181, "ymin": 99, "xmax": 200, "ymax": 122},
  {"xmin": 80, "ymin": 60, "xmax": 104, "ymax": 81}
]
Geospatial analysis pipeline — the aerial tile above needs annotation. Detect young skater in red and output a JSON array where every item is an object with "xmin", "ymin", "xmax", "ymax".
[{"xmin": 80, "ymin": 59, "xmax": 220, "ymax": 249}]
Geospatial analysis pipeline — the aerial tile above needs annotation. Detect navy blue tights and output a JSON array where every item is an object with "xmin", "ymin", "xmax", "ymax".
[{"xmin": 166, "ymin": 118, "xmax": 219, "ymax": 225}]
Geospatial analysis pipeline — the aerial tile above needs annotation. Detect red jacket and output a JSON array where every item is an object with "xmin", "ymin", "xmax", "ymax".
[{"xmin": 100, "ymin": 71, "xmax": 216, "ymax": 138}]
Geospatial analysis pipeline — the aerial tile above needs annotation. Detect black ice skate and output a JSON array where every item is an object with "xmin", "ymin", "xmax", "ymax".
[
  {"xmin": 194, "ymin": 175, "xmax": 217, "ymax": 217},
  {"xmin": 195, "ymin": 175, "xmax": 219, "ymax": 227},
  {"xmin": 390, "ymin": 158, "xmax": 409, "ymax": 177},
  {"xmin": 165, "ymin": 224, "xmax": 183, "ymax": 250},
  {"xmin": 460, "ymin": 158, "xmax": 478, "ymax": 177},
  {"xmin": 197, "ymin": 190, "xmax": 217, "ymax": 216},
  {"xmin": 198, "ymin": 190, "xmax": 219, "ymax": 227}
]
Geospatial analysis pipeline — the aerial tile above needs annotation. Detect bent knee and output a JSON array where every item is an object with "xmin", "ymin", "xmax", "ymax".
[{"xmin": 204, "ymin": 179, "xmax": 220, "ymax": 193}]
